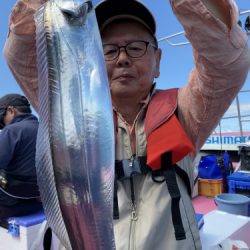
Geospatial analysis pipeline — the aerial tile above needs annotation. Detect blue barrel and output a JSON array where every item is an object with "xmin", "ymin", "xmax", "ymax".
[{"xmin": 215, "ymin": 193, "xmax": 250, "ymax": 216}]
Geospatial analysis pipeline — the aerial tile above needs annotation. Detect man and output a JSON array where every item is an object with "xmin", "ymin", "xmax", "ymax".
[
  {"xmin": 3, "ymin": 0, "xmax": 250, "ymax": 249},
  {"xmin": 0, "ymin": 94, "xmax": 42, "ymax": 219}
]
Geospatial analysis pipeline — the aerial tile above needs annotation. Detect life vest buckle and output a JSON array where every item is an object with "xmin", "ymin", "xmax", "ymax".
[{"xmin": 115, "ymin": 157, "xmax": 149, "ymax": 180}]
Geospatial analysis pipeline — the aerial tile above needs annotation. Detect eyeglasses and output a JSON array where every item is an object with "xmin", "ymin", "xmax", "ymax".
[{"xmin": 103, "ymin": 40, "xmax": 158, "ymax": 61}]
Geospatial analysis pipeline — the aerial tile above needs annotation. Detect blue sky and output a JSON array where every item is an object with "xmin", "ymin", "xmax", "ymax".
[{"xmin": 0, "ymin": 0, "xmax": 249, "ymax": 133}]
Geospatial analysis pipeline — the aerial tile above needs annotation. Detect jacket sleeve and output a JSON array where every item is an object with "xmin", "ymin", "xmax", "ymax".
[
  {"xmin": 170, "ymin": 0, "xmax": 250, "ymax": 152},
  {"xmin": 3, "ymin": 0, "xmax": 47, "ymax": 111},
  {"xmin": 0, "ymin": 129, "xmax": 16, "ymax": 170}
]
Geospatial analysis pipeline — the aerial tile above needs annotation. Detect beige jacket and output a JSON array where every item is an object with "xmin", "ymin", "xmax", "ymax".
[{"xmin": 3, "ymin": 0, "xmax": 250, "ymax": 250}]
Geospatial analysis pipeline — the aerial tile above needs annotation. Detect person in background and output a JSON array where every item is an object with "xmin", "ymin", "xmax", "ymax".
[
  {"xmin": 3, "ymin": 0, "xmax": 250, "ymax": 249},
  {"xmin": 0, "ymin": 94, "xmax": 42, "ymax": 220}
]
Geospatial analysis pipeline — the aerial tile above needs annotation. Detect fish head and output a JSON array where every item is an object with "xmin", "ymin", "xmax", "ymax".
[{"xmin": 54, "ymin": 0, "xmax": 93, "ymax": 26}]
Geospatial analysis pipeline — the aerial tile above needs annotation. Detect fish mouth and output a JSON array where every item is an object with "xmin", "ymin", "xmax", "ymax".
[{"xmin": 59, "ymin": 1, "xmax": 93, "ymax": 25}]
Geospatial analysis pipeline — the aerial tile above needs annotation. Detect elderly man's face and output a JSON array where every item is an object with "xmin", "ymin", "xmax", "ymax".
[{"xmin": 101, "ymin": 20, "xmax": 161, "ymax": 104}]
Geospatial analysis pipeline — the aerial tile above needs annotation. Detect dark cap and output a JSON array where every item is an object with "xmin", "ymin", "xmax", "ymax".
[
  {"xmin": 95, "ymin": 0, "xmax": 156, "ymax": 37},
  {"xmin": 0, "ymin": 94, "xmax": 31, "ymax": 129},
  {"xmin": 0, "ymin": 94, "xmax": 30, "ymax": 109}
]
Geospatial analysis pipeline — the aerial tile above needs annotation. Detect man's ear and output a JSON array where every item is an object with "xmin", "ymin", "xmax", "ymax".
[
  {"xmin": 154, "ymin": 48, "xmax": 162, "ymax": 78},
  {"xmin": 7, "ymin": 106, "xmax": 16, "ymax": 115}
]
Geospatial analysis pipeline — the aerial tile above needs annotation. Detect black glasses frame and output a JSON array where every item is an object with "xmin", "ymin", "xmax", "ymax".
[{"xmin": 103, "ymin": 40, "xmax": 158, "ymax": 61}]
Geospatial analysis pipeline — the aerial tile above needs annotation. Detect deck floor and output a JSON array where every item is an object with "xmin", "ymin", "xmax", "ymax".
[{"xmin": 192, "ymin": 196, "xmax": 217, "ymax": 214}]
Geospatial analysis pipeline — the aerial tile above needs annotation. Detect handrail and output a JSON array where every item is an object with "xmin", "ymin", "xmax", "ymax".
[
  {"xmin": 221, "ymin": 90, "xmax": 250, "ymax": 138},
  {"xmin": 158, "ymin": 10, "xmax": 250, "ymax": 45}
]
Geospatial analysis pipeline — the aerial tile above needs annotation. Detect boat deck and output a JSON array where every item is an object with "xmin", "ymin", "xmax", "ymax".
[{"xmin": 192, "ymin": 195, "xmax": 217, "ymax": 214}]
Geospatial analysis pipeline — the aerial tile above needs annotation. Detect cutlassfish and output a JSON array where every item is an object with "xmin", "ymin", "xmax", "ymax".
[{"xmin": 35, "ymin": 0, "xmax": 115, "ymax": 249}]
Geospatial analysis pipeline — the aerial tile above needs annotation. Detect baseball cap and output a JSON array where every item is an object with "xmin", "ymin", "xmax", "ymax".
[
  {"xmin": 0, "ymin": 94, "xmax": 30, "ymax": 109},
  {"xmin": 95, "ymin": 0, "xmax": 156, "ymax": 40},
  {"xmin": 0, "ymin": 94, "xmax": 31, "ymax": 128}
]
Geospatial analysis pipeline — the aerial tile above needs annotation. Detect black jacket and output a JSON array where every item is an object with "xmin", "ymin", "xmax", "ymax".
[{"xmin": 0, "ymin": 114, "xmax": 38, "ymax": 184}]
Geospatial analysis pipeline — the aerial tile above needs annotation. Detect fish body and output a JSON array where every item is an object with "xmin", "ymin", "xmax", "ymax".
[{"xmin": 35, "ymin": 1, "xmax": 115, "ymax": 249}]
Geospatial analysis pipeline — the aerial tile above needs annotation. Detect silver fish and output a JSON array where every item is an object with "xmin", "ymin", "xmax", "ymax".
[{"xmin": 35, "ymin": 0, "xmax": 115, "ymax": 249}]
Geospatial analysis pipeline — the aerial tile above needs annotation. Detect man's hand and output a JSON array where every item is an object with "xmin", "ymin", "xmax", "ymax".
[{"xmin": 9, "ymin": 0, "xmax": 48, "ymax": 35}]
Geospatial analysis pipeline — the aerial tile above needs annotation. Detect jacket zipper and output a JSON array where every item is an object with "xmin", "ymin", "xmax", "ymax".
[
  {"xmin": 128, "ymin": 156, "xmax": 138, "ymax": 250},
  {"xmin": 128, "ymin": 118, "xmax": 142, "ymax": 250}
]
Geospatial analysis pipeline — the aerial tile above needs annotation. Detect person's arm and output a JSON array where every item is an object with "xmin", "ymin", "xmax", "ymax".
[
  {"xmin": 169, "ymin": 0, "xmax": 250, "ymax": 152},
  {"xmin": 3, "ymin": 0, "xmax": 47, "ymax": 111},
  {"xmin": 200, "ymin": 0, "xmax": 231, "ymax": 28}
]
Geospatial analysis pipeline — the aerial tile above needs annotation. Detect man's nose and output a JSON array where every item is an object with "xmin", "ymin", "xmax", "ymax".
[{"xmin": 117, "ymin": 48, "xmax": 131, "ymax": 65}]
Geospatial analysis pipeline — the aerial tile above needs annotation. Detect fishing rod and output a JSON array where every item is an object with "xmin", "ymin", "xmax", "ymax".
[{"xmin": 158, "ymin": 10, "xmax": 250, "ymax": 46}]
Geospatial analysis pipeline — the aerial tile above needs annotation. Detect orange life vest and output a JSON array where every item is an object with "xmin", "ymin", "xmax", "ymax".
[{"xmin": 145, "ymin": 88, "xmax": 195, "ymax": 170}]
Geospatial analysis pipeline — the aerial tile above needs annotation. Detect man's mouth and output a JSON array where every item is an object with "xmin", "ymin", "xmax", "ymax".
[{"xmin": 113, "ymin": 73, "xmax": 134, "ymax": 81}]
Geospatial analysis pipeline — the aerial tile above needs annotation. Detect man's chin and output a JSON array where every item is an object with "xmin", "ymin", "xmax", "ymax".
[{"xmin": 111, "ymin": 88, "xmax": 135, "ymax": 98}]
